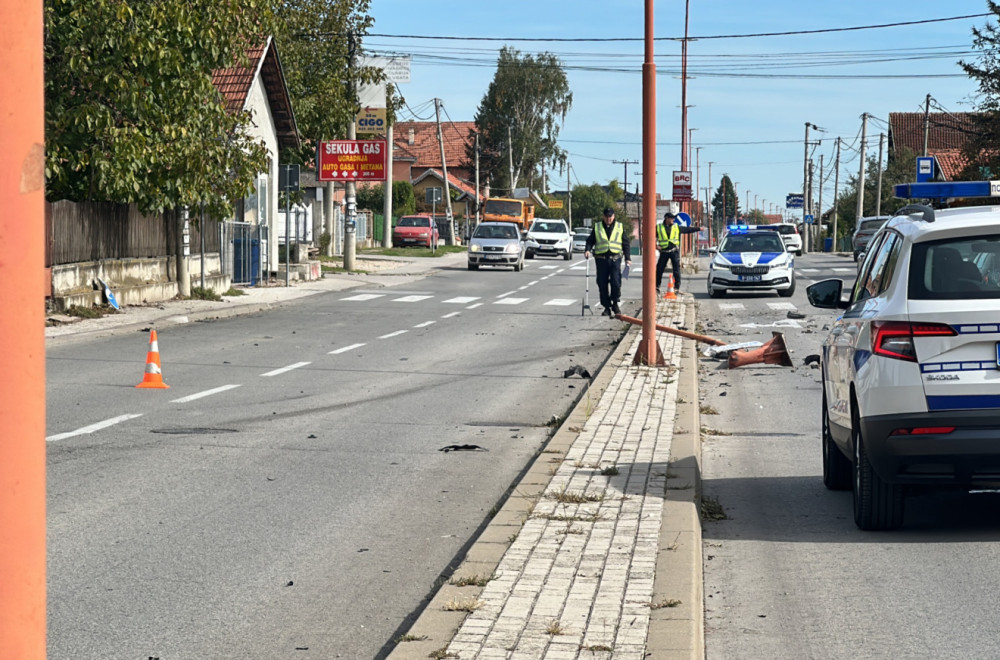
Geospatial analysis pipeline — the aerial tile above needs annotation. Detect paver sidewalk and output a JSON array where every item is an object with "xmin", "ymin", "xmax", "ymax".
[{"xmin": 391, "ymin": 298, "xmax": 701, "ymax": 660}]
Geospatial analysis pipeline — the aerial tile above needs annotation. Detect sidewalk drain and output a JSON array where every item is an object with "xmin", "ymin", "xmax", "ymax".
[{"xmin": 151, "ymin": 428, "xmax": 239, "ymax": 435}]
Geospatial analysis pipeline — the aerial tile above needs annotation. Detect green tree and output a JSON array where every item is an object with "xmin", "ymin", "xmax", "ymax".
[
  {"xmin": 468, "ymin": 47, "xmax": 572, "ymax": 195},
  {"xmin": 711, "ymin": 175, "xmax": 740, "ymax": 237},
  {"xmin": 356, "ymin": 181, "xmax": 415, "ymax": 216},
  {"xmin": 569, "ymin": 182, "xmax": 630, "ymax": 236},
  {"xmin": 959, "ymin": 2, "xmax": 1000, "ymax": 178},
  {"xmin": 44, "ymin": 0, "xmax": 276, "ymax": 216},
  {"xmin": 273, "ymin": 0, "xmax": 381, "ymax": 165}
]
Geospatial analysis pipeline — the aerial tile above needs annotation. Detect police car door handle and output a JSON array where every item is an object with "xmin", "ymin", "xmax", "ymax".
[
  {"xmin": 831, "ymin": 326, "xmax": 845, "ymax": 336},
  {"xmin": 845, "ymin": 326, "xmax": 859, "ymax": 336}
]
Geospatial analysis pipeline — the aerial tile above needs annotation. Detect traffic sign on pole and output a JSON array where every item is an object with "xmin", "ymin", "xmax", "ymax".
[{"xmin": 785, "ymin": 193, "xmax": 804, "ymax": 209}]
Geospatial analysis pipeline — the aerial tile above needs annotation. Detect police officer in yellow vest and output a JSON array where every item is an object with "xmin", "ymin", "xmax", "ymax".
[
  {"xmin": 656, "ymin": 211, "xmax": 701, "ymax": 294},
  {"xmin": 584, "ymin": 207, "xmax": 631, "ymax": 316}
]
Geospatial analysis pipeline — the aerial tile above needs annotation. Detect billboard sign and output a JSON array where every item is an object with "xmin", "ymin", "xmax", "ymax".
[
  {"xmin": 317, "ymin": 140, "xmax": 387, "ymax": 182},
  {"xmin": 672, "ymin": 171, "xmax": 693, "ymax": 201},
  {"xmin": 785, "ymin": 193, "xmax": 804, "ymax": 209}
]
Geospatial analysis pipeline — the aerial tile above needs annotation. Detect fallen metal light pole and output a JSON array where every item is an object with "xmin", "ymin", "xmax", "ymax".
[{"xmin": 615, "ymin": 313, "xmax": 727, "ymax": 347}]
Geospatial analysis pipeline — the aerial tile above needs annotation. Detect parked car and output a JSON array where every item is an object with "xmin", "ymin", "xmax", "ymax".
[
  {"xmin": 706, "ymin": 227, "xmax": 795, "ymax": 298},
  {"xmin": 807, "ymin": 191, "xmax": 1000, "ymax": 530},
  {"xmin": 525, "ymin": 220, "xmax": 573, "ymax": 260},
  {"xmin": 852, "ymin": 215, "xmax": 890, "ymax": 262},
  {"xmin": 392, "ymin": 214, "xmax": 439, "ymax": 249},
  {"xmin": 756, "ymin": 222, "xmax": 803, "ymax": 255},
  {"xmin": 467, "ymin": 221, "xmax": 525, "ymax": 271},
  {"xmin": 572, "ymin": 229, "xmax": 591, "ymax": 253}
]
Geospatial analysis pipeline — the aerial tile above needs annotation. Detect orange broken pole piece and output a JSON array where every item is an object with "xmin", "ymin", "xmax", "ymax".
[
  {"xmin": 136, "ymin": 329, "xmax": 170, "ymax": 389},
  {"xmin": 728, "ymin": 331, "xmax": 793, "ymax": 369}
]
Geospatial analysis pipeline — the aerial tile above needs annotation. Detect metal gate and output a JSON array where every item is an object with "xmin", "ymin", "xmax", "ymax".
[{"xmin": 221, "ymin": 221, "xmax": 269, "ymax": 286}]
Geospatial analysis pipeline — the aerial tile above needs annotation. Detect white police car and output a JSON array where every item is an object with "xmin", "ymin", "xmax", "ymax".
[
  {"xmin": 807, "ymin": 181, "xmax": 1000, "ymax": 530},
  {"xmin": 706, "ymin": 226, "xmax": 795, "ymax": 298}
]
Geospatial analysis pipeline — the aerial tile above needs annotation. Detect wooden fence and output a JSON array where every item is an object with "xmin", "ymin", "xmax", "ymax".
[{"xmin": 47, "ymin": 200, "xmax": 222, "ymax": 267}]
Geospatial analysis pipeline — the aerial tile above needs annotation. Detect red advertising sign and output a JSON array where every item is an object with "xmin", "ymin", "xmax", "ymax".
[
  {"xmin": 318, "ymin": 140, "xmax": 387, "ymax": 182},
  {"xmin": 672, "ymin": 170, "xmax": 692, "ymax": 201}
]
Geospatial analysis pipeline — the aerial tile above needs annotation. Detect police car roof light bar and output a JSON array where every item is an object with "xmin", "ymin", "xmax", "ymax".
[{"xmin": 893, "ymin": 181, "xmax": 998, "ymax": 201}]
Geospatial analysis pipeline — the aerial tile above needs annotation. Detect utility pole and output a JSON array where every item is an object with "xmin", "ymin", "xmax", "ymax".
[
  {"xmin": 923, "ymin": 93, "xmax": 932, "ymax": 157},
  {"xmin": 695, "ymin": 146, "xmax": 702, "ymax": 222},
  {"xmin": 344, "ymin": 33, "xmax": 358, "ymax": 272},
  {"xmin": 817, "ymin": 155, "xmax": 824, "ymax": 251},
  {"xmin": 567, "ymin": 163, "xmax": 573, "ymax": 227},
  {"xmin": 474, "ymin": 133, "xmax": 481, "ymax": 231},
  {"xmin": 382, "ymin": 90, "xmax": 393, "ymax": 248},
  {"xmin": 832, "ymin": 137, "xmax": 841, "ymax": 252},
  {"xmin": 507, "ymin": 124, "xmax": 516, "ymax": 193},
  {"xmin": 434, "ymin": 98, "xmax": 456, "ymax": 246},
  {"xmin": 612, "ymin": 159, "xmax": 638, "ymax": 218},
  {"xmin": 707, "ymin": 161, "xmax": 714, "ymax": 242},
  {"xmin": 875, "ymin": 132, "xmax": 885, "ymax": 216},
  {"xmin": 856, "ymin": 113, "xmax": 869, "ymax": 225},
  {"xmin": 803, "ymin": 122, "xmax": 814, "ymax": 255}
]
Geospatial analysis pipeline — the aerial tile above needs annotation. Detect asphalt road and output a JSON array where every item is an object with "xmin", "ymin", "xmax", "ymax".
[
  {"xmin": 45, "ymin": 254, "xmax": 637, "ymax": 659},
  {"xmin": 695, "ymin": 252, "xmax": 1000, "ymax": 659}
]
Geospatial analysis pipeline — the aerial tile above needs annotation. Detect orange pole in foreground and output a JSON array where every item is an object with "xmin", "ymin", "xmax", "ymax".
[
  {"xmin": 639, "ymin": 0, "xmax": 658, "ymax": 365},
  {"xmin": 616, "ymin": 313, "xmax": 727, "ymax": 347},
  {"xmin": 1, "ymin": 0, "xmax": 47, "ymax": 657}
]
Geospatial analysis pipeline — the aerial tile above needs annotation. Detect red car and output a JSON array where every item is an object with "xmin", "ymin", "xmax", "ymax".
[{"xmin": 392, "ymin": 215, "xmax": 439, "ymax": 249}]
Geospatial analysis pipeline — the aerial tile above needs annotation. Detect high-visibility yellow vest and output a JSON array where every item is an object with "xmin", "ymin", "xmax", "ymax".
[
  {"xmin": 657, "ymin": 222, "xmax": 679, "ymax": 249},
  {"xmin": 594, "ymin": 222, "xmax": 623, "ymax": 255}
]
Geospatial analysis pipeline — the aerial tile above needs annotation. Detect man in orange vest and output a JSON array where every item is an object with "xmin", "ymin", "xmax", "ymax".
[{"xmin": 656, "ymin": 211, "xmax": 701, "ymax": 294}]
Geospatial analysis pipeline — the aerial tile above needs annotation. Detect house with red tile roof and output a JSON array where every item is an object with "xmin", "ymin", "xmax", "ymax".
[
  {"xmin": 389, "ymin": 121, "xmax": 483, "ymax": 218},
  {"xmin": 212, "ymin": 36, "xmax": 300, "ymax": 274},
  {"xmin": 888, "ymin": 112, "xmax": 976, "ymax": 181}
]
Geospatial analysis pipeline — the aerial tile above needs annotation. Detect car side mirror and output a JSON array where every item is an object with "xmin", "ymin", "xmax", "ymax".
[
  {"xmin": 707, "ymin": 247, "xmax": 717, "ymax": 254},
  {"xmin": 806, "ymin": 279, "xmax": 849, "ymax": 310}
]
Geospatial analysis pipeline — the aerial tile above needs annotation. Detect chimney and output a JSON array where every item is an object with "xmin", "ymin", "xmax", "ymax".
[{"xmin": 408, "ymin": 128, "xmax": 415, "ymax": 145}]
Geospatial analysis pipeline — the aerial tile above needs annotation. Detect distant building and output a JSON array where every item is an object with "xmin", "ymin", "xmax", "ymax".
[{"xmin": 888, "ymin": 111, "xmax": 976, "ymax": 181}]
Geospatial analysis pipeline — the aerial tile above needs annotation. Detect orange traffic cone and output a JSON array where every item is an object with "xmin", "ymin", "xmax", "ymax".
[
  {"xmin": 663, "ymin": 274, "xmax": 678, "ymax": 300},
  {"xmin": 136, "ymin": 330, "xmax": 169, "ymax": 389}
]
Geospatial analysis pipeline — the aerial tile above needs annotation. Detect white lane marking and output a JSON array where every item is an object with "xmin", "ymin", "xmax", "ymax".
[
  {"xmin": 518, "ymin": 285, "xmax": 530, "ymax": 290},
  {"xmin": 466, "ymin": 303, "xmax": 484, "ymax": 309},
  {"xmin": 47, "ymin": 414, "xmax": 143, "ymax": 442},
  {"xmin": 570, "ymin": 265, "xmax": 587, "ymax": 270},
  {"xmin": 341, "ymin": 293, "xmax": 384, "ymax": 301},
  {"xmin": 444, "ymin": 296, "xmax": 480, "ymax": 304},
  {"xmin": 539, "ymin": 265, "xmax": 559, "ymax": 270},
  {"xmin": 329, "ymin": 343, "xmax": 366, "ymax": 354},
  {"xmin": 767, "ymin": 302, "xmax": 797, "ymax": 311},
  {"xmin": 378, "ymin": 330, "xmax": 408, "ymax": 339},
  {"xmin": 545, "ymin": 299, "xmax": 577, "ymax": 306},
  {"xmin": 442, "ymin": 312, "xmax": 461, "ymax": 319},
  {"xmin": 393, "ymin": 295, "xmax": 433, "ymax": 303},
  {"xmin": 800, "ymin": 268, "xmax": 820, "ymax": 273},
  {"xmin": 494, "ymin": 298, "xmax": 528, "ymax": 305},
  {"xmin": 528, "ymin": 280, "xmax": 540, "ymax": 286},
  {"xmin": 261, "ymin": 362, "xmax": 312, "ymax": 377},
  {"xmin": 413, "ymin": 321, "xmax": 436, "ymax": 328},
  {"xmin": 739, "ymin": 319, "xmax": 802, "ymax": 329},
  {"xmin": 719, "ymin": 303, "xmax": 745, "ymax": 310},
  {"xmin": 171, "ymin": 384, "xmax": 242, "ymax": 403},
  {"xmin": 833, "ymin": 268, "xmax": 854, "ymax": 273},
  {"xmin": 497, "ymin": 290, "xmax": 517, "ymax": 298}
]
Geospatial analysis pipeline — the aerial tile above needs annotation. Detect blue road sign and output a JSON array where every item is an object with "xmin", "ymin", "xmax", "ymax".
[
  {"xmin": 786, "ymin": 193, "xmax": 804, "ymax": 209},
  {"xmin": 916, "ymin": 157, "xmax": 934, "ymax": 183},
  {"xmin": 804, "ymin": 214, "xmax": 814, "ymax": 224},
  {"xmin": 675, "ymin": 211, "xmax": 692, "ymax": 227}
]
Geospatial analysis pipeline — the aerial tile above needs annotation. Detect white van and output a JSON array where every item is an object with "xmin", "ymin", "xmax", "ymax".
[{"xmin": 758, "ymin": 222, "xmax": 802, "ymax": 255}]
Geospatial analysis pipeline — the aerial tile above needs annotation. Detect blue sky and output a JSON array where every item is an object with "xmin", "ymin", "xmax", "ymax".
[{"xmin": 366, "ymin": 1, "xmax": 988, "ymax": 220}]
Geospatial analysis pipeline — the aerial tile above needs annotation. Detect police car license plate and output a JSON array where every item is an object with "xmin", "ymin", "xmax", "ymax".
[{"xmin": 739, "ymin": 275, "xmax": 762, "ymax": 282}]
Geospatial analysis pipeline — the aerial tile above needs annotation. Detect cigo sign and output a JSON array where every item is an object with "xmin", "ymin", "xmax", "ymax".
[
  {"xmin": 318, "ymin": 140, "xmax": 387, "ymax": 182},
  {"xmin": 355, "ymin": 107, "xmax": 387, "ymax": 134}
]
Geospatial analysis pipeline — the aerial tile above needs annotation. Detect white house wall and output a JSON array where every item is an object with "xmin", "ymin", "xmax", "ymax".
[{"xmin": 244, "ymin": 70, "xmax": 280, "ymax": 275}]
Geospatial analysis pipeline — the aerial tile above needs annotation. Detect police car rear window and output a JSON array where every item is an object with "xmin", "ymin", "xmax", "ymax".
[{"xmin": 908, "ymin": 235, "xmax": 1000, "ymax": 300}]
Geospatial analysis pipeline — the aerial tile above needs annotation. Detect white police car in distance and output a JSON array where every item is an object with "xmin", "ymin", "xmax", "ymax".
[
  {"xmin": 706, "ymin": 226, "xmax": 795, "ymax": 298},
  {"xmin": 807, "ymin": 181, "xmax": 1000, "ymax": 530}
]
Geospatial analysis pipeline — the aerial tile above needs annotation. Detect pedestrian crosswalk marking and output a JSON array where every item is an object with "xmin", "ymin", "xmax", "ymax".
[
  {"xmin": 341, "ymin": 293, "xmax": 384, "ymax": 301},
  {"xmin": 539, "ymin": 265, "xmax": 559, "ymax": 269},
  {"xmin": 545, "ymin": 299, "xmax": 577, "ymax": 306},
  {"xmin": 718, "ymin": 303, "xmax": 745, "ymax": 310},
  {"xmin": 444, "ymin": 296, "xmax": 480, "ymax": 304},
  {"xmin": 833, "ymin": 267, "xmax": 854, "ymax": 273},
  {"xmin": 767, "ymin": 302, "xmax": 797, "ymax": 310},
  {"xmin": 494, "ymin": 298, "xmax": 528, "ymax": 305},
  {"xmin": 393, "ymin": 295, "xmax": 433, "ymax": 302}
]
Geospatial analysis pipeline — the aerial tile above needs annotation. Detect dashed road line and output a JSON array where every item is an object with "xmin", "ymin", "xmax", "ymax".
[
  {"xmin": 767, "ymin": 302, "xmax": 797, "ymax": 310},
  {"xmin": 718, "ymin": 303, "xmax": 745, "ymax": 310},
  {"xmin": 441, "ymin": 311, "xmax": 461, "ymax": 319},
  {"xmin": 171, "ymin": 384, "xmax": 242, "ymax": 403},
  {"xmin": 378, "ymin": 330, "xmax": 408, "ymax": 339},
  {"xmin": 833, "ymin": 267, "xmax": 854, "ymax": 273},
  {"xmin": 413, "ymin": 321, "xmax": 436, "ymax": 328},
  {"xmin": 443, "ymin": 296, "xmax": 480, "ymax": 304},
  {"xmin": 497, "ymin": 290, "xmax": 517, "ymax": 298},
  {"xmin": 260, "ymin": 362, "xmax": 312, "ymax": 377},
  {"xmin": 47, "ymin": 413, "xmax": 143, "ymax": 442},
  {"xmin": 466, "ymin": 303, "xmax": 484, "ymax": 309},
  {"xmin": 329, "ymin": 343, "xmax": 366, "ymax": 354}
]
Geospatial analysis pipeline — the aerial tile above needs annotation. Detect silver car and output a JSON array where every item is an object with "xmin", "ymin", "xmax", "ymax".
[
  {"xmin": 572, "ymin": 230, "xmax": 590, "ymax": 253},
  {"xmin": 468, "ymin": 221, "xmax": 525, "ymax": 271},
  {"xmin": 852, "ymin": 216, "xmax": 890, "ymax": 262}
]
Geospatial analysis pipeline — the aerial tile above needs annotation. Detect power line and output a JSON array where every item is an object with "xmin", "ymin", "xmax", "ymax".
[{"xmin": 365, "ymin": 13, "xmax": 988, "ymax": 43}]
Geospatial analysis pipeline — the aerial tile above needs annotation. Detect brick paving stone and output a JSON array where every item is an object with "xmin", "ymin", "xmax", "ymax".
[{"xmin": 444, "ymin": 301, "xmax": 685, "ymax": 659}]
